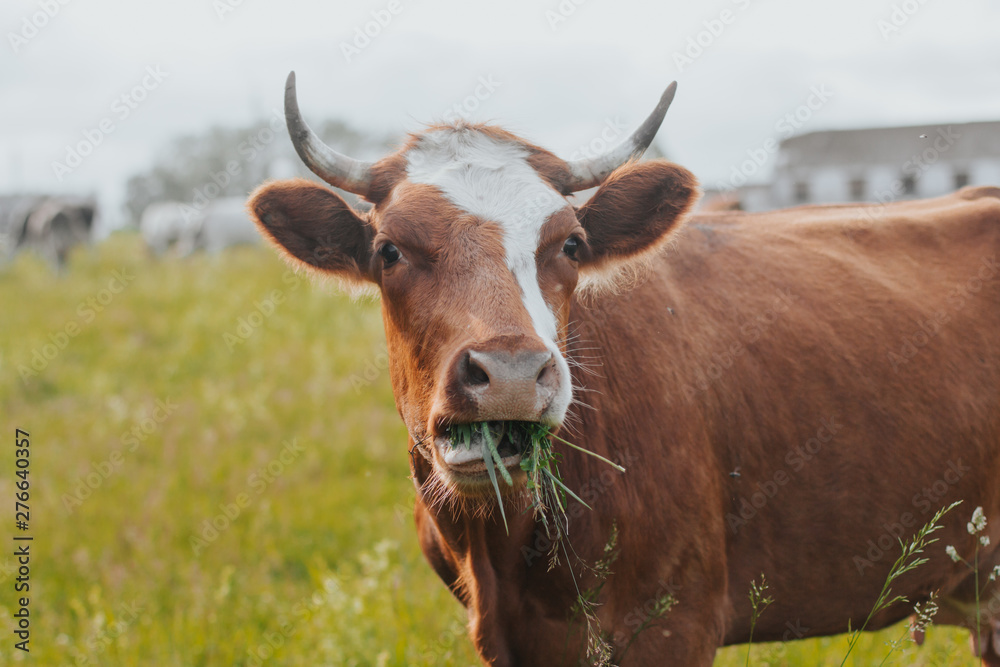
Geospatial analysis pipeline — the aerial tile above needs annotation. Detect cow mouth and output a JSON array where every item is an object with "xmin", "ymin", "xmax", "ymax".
[{"xmin": 434, "ymin": 421, "xmax": 537, "ymax": 482}]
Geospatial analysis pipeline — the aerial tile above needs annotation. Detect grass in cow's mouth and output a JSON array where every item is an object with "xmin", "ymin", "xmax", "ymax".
[{"xmin": 447, "ymin": 421, "xmax": 625, "ymax": 542}]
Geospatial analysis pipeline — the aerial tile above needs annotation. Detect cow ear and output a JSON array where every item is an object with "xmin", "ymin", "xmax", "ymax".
[
  {"xmin": 576, "ymin": 161, "xmax": 699, "ymax": 282},
  {"xmin": 248, "ymin": 178, "xmax": 374, "ymax": 286}
]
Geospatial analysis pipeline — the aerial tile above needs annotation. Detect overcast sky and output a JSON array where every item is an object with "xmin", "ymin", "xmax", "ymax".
[{"xmin": 3, "ymin": 0, "xmax": 999, "ymax": 231}]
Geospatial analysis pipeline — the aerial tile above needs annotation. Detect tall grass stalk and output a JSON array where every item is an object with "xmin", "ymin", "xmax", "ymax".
[
  {"xmin": 877, "ymin": 592, "xmax": 938, "ymax": 667},
  {"xmin": 616, "ymin": 592, "xmax": 676, "ymax": 664},
  {"xmin": 839, "ymin": 501, "xmax": 961, "ymax": 666},
  {"xmin": 945, "ymin": 505, "xmax": 991, "ymax": 659},
  {"xmin": 746, "ymin": 574, "xmax": 774, "ymax": 667}
]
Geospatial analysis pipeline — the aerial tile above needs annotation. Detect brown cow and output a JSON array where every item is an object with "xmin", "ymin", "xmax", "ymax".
[{"xmin": 248, "ymin": 73, "xmax": 1000, "ymax": 665}]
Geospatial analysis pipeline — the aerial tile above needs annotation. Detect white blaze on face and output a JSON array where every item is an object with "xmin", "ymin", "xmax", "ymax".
[{"xmin": 405, "ymin": 128, "xmax": 573, "ymax": 424}]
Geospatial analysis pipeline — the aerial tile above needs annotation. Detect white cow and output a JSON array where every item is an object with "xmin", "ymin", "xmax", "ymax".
[
  {"xmin": 199, "ymin": 197, "xmax": 261, "ymax": 253},
  {"xmin": 140, "ymin": 197, "xmax": 260, "ymax": 256},
  {"xmin": 139, "ymin": 202, "xmax": 203, "ymax": 256}
]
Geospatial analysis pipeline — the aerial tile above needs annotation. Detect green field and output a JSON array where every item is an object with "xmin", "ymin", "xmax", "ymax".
[{"xmin": 0, "ymin": 235, "xmax": 982, "ymax": 665}]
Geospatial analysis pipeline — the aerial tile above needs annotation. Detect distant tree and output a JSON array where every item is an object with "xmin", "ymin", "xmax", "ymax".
[{"xmin": 124, "ymin": 118, "xmax": 396, "ymax": 226}]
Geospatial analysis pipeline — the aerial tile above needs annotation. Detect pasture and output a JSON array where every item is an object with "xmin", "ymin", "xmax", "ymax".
[{"xmin": 0, "ymin": 234, "xmax": 982, "ymax": 665}]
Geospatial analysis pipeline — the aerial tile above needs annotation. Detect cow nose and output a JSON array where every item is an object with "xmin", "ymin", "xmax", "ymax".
[{"xmin": 453, "ymin": 347, "xmax": 559, "ymax": 421}]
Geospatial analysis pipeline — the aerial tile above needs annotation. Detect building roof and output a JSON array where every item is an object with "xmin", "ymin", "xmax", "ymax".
[{"xmin": 778, "ymin": 121, "xmax": 1000, "ymax": 168}]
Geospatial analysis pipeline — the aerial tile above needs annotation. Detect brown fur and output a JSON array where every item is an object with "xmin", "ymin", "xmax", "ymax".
[
  {"xmin": 249, "ymin": 117, "xmax": 1000, "ymax": 665},
  {"xmin": 248, "ymin": 178, "xmax": 373, "ymax": 285}
]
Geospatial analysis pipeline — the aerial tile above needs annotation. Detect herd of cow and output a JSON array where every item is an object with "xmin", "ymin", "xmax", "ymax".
[{"xmin": 0, "ymin": 194, "xmax": 261, "ymax": 268}]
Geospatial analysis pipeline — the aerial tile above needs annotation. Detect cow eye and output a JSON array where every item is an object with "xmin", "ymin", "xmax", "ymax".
[
  {"xmin": 379, "ymin": 243, "xmax": 401, "ymax": 266},
  {"xmin": 562, "ymin": 236, "xmax": 581, "ymax": 261}
]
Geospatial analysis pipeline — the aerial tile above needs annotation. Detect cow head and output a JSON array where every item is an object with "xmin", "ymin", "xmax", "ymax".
[{"xmin": 249, "ymin": 73, "xmax": 697, "ymax": 506}]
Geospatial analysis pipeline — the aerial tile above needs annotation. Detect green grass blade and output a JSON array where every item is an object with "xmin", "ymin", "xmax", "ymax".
[
  {"xmin": 482, "ymin": 423, "xmax": 513, "ymax": 486},
  {"xmin": 548, "ymin": 433, "xmax": 626, "ymax": 472},
  {"xmin": 481, "ymin": 427, "xmax": 509, "ymax": 534},
  {"xmin": 543, "ymin": 467, "xmax": 592, "ymax": 510}
]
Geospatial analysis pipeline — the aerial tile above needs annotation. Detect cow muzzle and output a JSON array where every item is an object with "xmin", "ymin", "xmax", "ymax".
[
  {"xmin": 429, "ymin": 338, "xmax": 565, "ymax": 484},
  {"xmin": 457, "ymin": 347, "xmax": 559, "ymax": 420}
]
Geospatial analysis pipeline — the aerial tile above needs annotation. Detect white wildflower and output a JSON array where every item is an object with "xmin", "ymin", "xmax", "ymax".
[
  {"xmin": 991, "ymin": 565, "xmax": 1000, "ymax": 582},
  {"xmin": 910, "ymin": 592, "xmax": 939, "ymax": 636},
  {"xmin": 981, "ymin": 535, "xmax": 991, "ymax": 547},
  {"xmin": 968, "ymin": 506, "xmax": 987, "ymax": 534},
  {"xmin": 946, "ymin": 545, "xmax": 960, "ymax": 562}
]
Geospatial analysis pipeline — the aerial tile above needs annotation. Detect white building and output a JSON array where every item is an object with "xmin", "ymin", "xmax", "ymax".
[{"xmin": 716, "ymin": 121, "xmax": 1000, "ymax": 212}]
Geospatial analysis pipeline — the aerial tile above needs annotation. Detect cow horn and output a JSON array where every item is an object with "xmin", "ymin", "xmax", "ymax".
[
  {"xmin": 284, "ymin": 71, "xmax": 374, "ymax": 196},
  {"xmin": 563, "ymin": 82, "xmax": 678, "ymax": 192}
]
